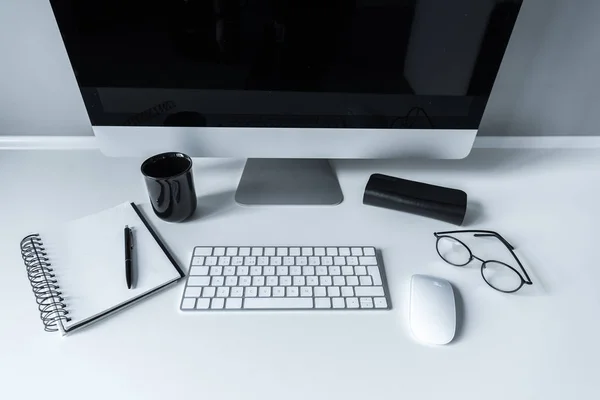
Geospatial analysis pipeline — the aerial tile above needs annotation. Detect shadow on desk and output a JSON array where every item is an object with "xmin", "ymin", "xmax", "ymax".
[
  {"xmin": 186, "ymin": 190, "xmax": 238, "ymax": 222},
  {"xmin": 336, "ymin": 148, "xmax": 577, "ymax": 174}
]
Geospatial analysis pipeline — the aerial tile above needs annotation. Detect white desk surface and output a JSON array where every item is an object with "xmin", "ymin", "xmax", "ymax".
[{"xmin": 1, "ymin": 148, "xmax": 598, "ymax": 400}]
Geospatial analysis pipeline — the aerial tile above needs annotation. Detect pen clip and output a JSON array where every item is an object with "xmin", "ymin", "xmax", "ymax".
[{"xmin": 127, "ymin": 227, "xmax": 134, "ymax": 249}]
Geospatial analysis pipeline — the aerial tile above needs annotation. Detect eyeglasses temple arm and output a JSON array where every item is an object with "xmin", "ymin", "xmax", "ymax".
[{"xmin": 473, "ymin": 233, "xmax": 515, "ymax": 250}]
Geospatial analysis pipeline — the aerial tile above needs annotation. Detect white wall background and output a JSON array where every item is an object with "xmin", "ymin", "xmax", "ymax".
[{"xmin": 0, "ymin": 0, "xmax": 598, "ymax": 136}]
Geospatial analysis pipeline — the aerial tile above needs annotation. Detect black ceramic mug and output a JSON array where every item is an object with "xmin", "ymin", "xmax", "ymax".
[{"xmin": 141, "ymin": 152, "xmax": 197, "ymax": 222}]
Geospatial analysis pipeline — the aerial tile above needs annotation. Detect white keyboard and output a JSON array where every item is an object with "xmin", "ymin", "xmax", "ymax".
[{"xmin": 180, "ymin": 246, "xmax": 391, "ymax": 311}]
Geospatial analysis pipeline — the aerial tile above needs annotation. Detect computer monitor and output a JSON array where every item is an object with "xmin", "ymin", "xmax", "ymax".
[{"xmin": 49, "ymin": 0, "xmax": 522, "ymax": 205}]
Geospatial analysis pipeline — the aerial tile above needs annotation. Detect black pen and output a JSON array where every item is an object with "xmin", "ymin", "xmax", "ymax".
[{"xmin": 124, "ymin": 225, "xmax": 134, "ymax": 289}]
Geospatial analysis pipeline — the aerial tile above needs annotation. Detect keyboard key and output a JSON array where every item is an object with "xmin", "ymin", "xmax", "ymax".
[
  {"xmin": 273, "ymin": 287, "xmax": 285, "ymax": 297},
  {"xmin": 293, "ymin": 276, "xmax": 306, "ymax": 286},
  {"xmin": 210, "ymin": 266, "xmax": 223, "ymax": 276},
  {"xmin": 211, "ymin": 277, "xmax": 224, "ymax": 286},
  {"xmin": 332, "ymin": 298, "xmax": 345, "ymax": 308},
  {"xmin": 359, "ymin": 276, "xmax": 372, "ymax": 286},
  {"xmin": 300, "ymin": 287, "xmax": 313, "ymax": 297},
  {"xmin": 264, "ymin": 247, "xmax": 276, "ymax": 256},
  {"xmin": 314, "ymin": 287, "xmax": 327, "ymax": 297},
  {"xmin": 205, "ymin": 257, "xmax": 218, "ymax": 266},
  {"xmin": 218, "ymin": 256, "xmax": 231, "ymax": 266},
  {"xmin": 244, "ymin": 298, "xmax": 313, "ymax": 309},
  {"xmin": 225, "ymin": 276, "xmax": 238, "ymax": 286},
  {"xmin": 307, "ymin": 276, "xmax": 319, "ymax": 286},
  {"xmin": 223, "ymin": 266, "xmax": 236, "ymax": 276},
  {"xmin": 341, "ymin": 286, "xmax": 354, "ymax": 297},
  {"xmin": 280, "ymin": 276, "xmax": 292, "ymax": 286},
  {"xmin": 239, "ymin": 276, "xmax": 252, "ymax": 286},
  {"xmin": 367, "ymin": 266, "xmax": 383, "ymax": 285},
  {"xmin": 351, "ymin": 247, "xmax": 363, "ymax": 256},
  {"xmin": 360, "ymin": 297, "xmax": 374, "ymax": 308},
  {"xmin": 302, "ymin": 247, "xmax": 313, "ymax": 256},
  {"xmin": 287, "ymin": 287, "xmax": 299, "ymax": 297},
  {"xmin": 239, "ymin": 247, "xmax": 251, "ymax": 256},
  {"xmin": 277, "ymin": 266, "xmax": 289, "ymax": 276},
  {"xmin": 250, "ymin": 266, "xmax": 262, "ymax": 276},
  {"xmin": 181, "ymin": 298, "xmax": 196, "ymax": 309},
  {"xmin": 327, "ymin": 286, "xmax": 340, "ymax": 297},
  {"xmin": 283, "ymin": 257, "xmax": 295, "ymax": 266},
  {"xmin": 232, "ymin": 257, "xmax": 244, "ymax": 266},
  {"xmin": 303, "ymin": 266, "xmax": 315, "ymax": 275},
  {"xmin": 257, "ymin": 257, "xmax": 269, "ymax": 266},
  {"xmin": 347, "ymin": 257, "xmax": 359, "ymax": 266},
  {"xmin": 290, "ymin": 266, "xmax": 302, "ymax": 275},
  {"xmin": 359, "ymin": 256, "xmax": 378, "ymax": 266},
  {"xmin": 245, "ymin": 257, "xmax": 256, "ymax": 266},
  {"xmin": 213, "ymin": 247, "xmax": 226, "ymax": 256},
  {"xmin": 217, "ymin": 287, "xmax": 230, "ymax": 297},
  {"xmin": 316, "ymin": 266, "xmax": 328, "ymax": 276},
  {"xmin": 341, "ymin": 266, "xmax": 354, "ymax": 276},
  {"xmin": 355, "ymin": 266, "xmax": 367, "ymax": 276},
  {"xmin": 185, "ymin": 287, "xmax": 202, "ymax": 297},
  {"xmin": 211, "ymin": 298, "xmax": 225, "ymax": 309},
  {"xmin": 226, "ymin": 298, "xmax": 242, "ymax": 309},
  {"xmin": 333, "ymin": 276, "xmax": 345, "ymax": 286},
  {"xmin": 190, "ymin": 266, "xmax": 209, "ymax": 276},
  {"xmin": 322, "ymin": 257, "xmax": 333, "ymax": 266},
  {"xmin": 203, "ymin": 287, "xmax": 216, "ymax": 297},
  {"xmin": 346, "ymin": 276, "xmax": 359, "ymax": 286},
  {"xmin": 354, "ymin": 286, "xmax": 385, "ymax": 297},
  {"xmin": 194, "ymin": 247, "xmax": 213, "ymax": 256},
  {"xmin": 374, "ymin": 297, "xmax": 388, "ymax": 308},
  {"xmin": 266, "ymin": 276, "xmax": 278, "ymax": 286},
  {"xmin": 326, "ymin": 248, "xmax": 338, "ymax": 256},
  {"xmin": 252, "ymin": 247, "xmax": 263, "ymax": 256},
  {"xmin": 363, "ymin": 247, "xmax": 376, "ymax": 256},
  {"xmin": 329, "ymin": 266, "xmax": 341, "ymax": 275},
  {"xmin": 339, "ymin": 247, "xmax": 351, "ymax": 256},
  {"xmin": 290, "ymin": 247, "xmax": 301, "ymax": 256},
  {"xmin": 192, "ymin": 257, "xmax": 205, "ymax": 266},
  {"xmin": 231, "ymin": 287, "xmax": 244, "ymax": 297},
  {"xmin": 346, "ymin": 298, "xmax": 360, "ymax": 308},
  {"xmin": 271, "ymin": 256, "xmax": 282, "ymax": 266},
  {"xmin": 296, "ymin": 257, "xmax": 307, "ymax": 266},
  {"xmin": 236, "ymin": 266, "xmax": 249, "ymax": 276},
  {"xmin": 226, "ymin": 247, "xmax": 238, "ymax": 256},
  {"xmin": 196, "ymin": 298, "xmax": 210, "ymax": 309},
  {"xmin": 188, "ymin": 277, "xmax": 210, "ymax": 286},
  {"xmin": 315, "ymin": 298, "xmax": 331, "ymax": 308},
  {"xmin": 308, "ymin": 257, "xmax": 320, "ymax": 266},
  {"xmin": 320, "ymin": 276, "xmax": 333, "ymax": 286},
  {"xmin": 245, "ymin": 287, "xmax": 258, "ymax": 297},
  {"xmin": 263, "ymin": 266, "xmax": 275, "ymax": 276},
  {"xmin": 333, "ymin": 257, "xmax": 345, "ymax": 265},
  {"xmin": 314, "ymin": 247, "xmax": 326, "ymax": 256},
  {"xmin": 252, "ymin": 276, "xmax": 265, "ymax": 286},
  {"xmin": 277, "ymin": 248, "xmax": 288, "ymax": 256},
  {"xmin": 259, "ymin": 287, "xmax": 271, "ymax": 297}
]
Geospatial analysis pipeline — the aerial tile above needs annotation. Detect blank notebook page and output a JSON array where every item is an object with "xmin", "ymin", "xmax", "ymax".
[{"xmin": 40, "ymin": 203, "xmax": 181, "ymax": 331}]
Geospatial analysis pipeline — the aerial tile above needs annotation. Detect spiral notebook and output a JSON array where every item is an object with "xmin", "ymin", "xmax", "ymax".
[{"xmin": 20, "ymin": 202, "xmax": 184, "ymax": 335}]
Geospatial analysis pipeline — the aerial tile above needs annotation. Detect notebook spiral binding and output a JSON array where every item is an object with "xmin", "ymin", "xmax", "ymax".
[{"xmin": 20, "ymin": 234, "xmax": 71, "ymax": 332}]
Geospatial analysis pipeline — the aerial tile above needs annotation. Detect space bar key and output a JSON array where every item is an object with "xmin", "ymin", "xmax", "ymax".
[{"xmin": 244, "ymin": 298, "xmax": 313, "ymax": 309}]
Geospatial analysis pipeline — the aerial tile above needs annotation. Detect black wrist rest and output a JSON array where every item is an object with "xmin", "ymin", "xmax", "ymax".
[{"xmin": 363, "ymin": 173, "xmax": 467, "ymax": 226}]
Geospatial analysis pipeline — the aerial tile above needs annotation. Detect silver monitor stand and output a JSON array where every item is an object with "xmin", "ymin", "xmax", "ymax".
[{"xmin": 235, "ymin": 159, "xmax": 344, "ymax": 206}]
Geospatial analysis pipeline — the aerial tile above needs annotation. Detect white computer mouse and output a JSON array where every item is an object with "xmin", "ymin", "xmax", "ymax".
[{"xmin": 409, "ymin": 274, "xmax": 456, "ymax": 345}]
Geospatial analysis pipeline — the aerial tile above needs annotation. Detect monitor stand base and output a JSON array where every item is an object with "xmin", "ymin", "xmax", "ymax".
[{"xmin": 235, "ymin": 159, "xmax": 344, "ymax": 206}]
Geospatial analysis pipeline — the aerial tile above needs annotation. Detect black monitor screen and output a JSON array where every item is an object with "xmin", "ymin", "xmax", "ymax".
[{"xmin": 50, "ymin": 0, "xmax": 522, "ymax": 129}]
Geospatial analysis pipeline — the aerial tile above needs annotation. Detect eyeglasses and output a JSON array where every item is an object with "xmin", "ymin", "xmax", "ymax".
[{"xmin": 433, "ymin": 230, "xmax": 533, "ymax": 293}]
